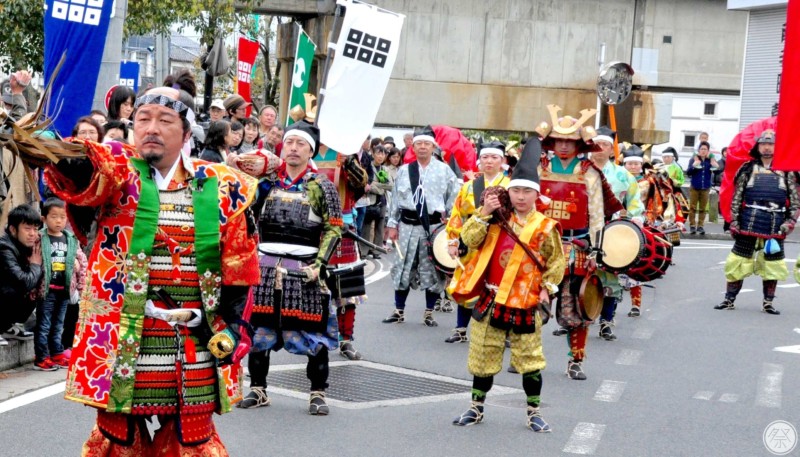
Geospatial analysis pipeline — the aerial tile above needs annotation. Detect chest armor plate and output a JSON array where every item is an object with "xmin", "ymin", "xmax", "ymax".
[
  {"xmin": 259, "ymin": 187, "xmax": 323, "ymax": 248},
  {"xmin": 540, "ymin": 171, "xmax": 589, "ymax": 231}
]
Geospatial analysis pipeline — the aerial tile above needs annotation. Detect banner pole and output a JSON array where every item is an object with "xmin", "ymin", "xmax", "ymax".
[
  {"xmin": 609, "ymin": 105, "xmax": 620, "ymax": 163},
  {"xmin": 314, "ymin": 2, "xmax": 346, "ymax": 128}
]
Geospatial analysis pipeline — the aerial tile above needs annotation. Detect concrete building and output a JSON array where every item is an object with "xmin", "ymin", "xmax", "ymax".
[{"xmin": 252, "ymin": 0, "xmax": 748, "ymax": 146}]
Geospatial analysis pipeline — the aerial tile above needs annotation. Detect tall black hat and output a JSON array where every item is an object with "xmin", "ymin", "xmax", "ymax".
[{"xmin": 508, "ymin": 136, "xmax": 542, "ymax": 190}]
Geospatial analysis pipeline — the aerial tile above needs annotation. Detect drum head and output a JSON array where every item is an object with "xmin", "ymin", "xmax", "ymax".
[
  {"xmin": 579, "ymin": 274, "xmax": 604, "ymax": 321},
  {"xmin": 432, "ymin": 226, "xmax": 459, "ymax": 271},
  {"xmin": 601, "ymin": 222, "xmax": 642, "ymax": 269}
]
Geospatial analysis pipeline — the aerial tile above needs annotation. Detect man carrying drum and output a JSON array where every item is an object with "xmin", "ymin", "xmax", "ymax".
[
  {"xmin": 444, "ymin": 140, "xmax": 510, "ymax": 344},
  {"xmin": 621, "ymin": 143, "xmax": 682, "ymax": 318},
  {"xmin": 537, "ymin": 105, "xmax": 622, "ymax": 381},
  {"xmin": 449, "ymin": 137, "xmax": 565, "ymax": 431},
  {"xmin": 717, "ymin": 130, "xmax": 799, "ymax": 314},
  {"xmin": 590, "ymin": 127, "xmax": 644, "ymax": 341},
  {"xmin": 383, "ymin": 125, "xmax": 460, "ymax": 327}
]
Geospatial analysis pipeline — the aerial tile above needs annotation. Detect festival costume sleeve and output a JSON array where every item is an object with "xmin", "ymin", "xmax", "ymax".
[
  {"xmin": 460, "ymin": 213, "xmax": 492, "ymax": 249},
  {"xmin": 785, "ymin": 172, "xmax": 800, "ymax": 220},
  {"xmin": 45, "ymin": 140, "xmax": 132, "ymax": 207},
  {"xmin": 444, "ymin": 167, "xmax": 460, "ymax": 216},
  {"xmin": 585, "ymin": 168, "xmax": 606, "ymax": 244},
  {"xmin": 623, "ymin": 171, "xmax": 645, "ymax": 218},
  {"xmin": 669, "ymin": 164, "xmax": 685, "ymax": 187},
  {"xmin": 539, "ymin": 227, "xmax": 566, "ymax": 287},
  {"xmin": 730, "ymin": 165, "xmax": 751, "ymax": 223},
  {"xmin": 310, "ymin": 178, "xmax": 344, "ymax": 267},
  {"xmin": 446, "ymin": 181, "xmax": 472, "ymax": 240},
  {"xmin": 387, "ymin": 166, "xmax": 406, "ymax": 228}
]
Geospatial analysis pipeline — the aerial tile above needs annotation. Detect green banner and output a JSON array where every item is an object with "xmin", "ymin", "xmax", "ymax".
[{"xmin": 286, "ymin": 25, "xmax": 316, "ymax": 125}]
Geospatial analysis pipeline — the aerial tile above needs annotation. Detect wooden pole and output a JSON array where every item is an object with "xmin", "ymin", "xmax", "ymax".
[{"xmin": 609, "ymin": 105, "xmax": 620, "ymax": 163}]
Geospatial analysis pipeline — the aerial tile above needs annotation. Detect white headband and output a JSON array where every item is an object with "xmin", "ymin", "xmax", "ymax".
[
  {"xmin": 508, "ymin": 179, "xmax": 540, "ymax": 191},
  {"xmin": 594, "ymin": 135, "xmax": 613, "ymax": 144},
  {"xmin": 413, "ymin": 134, "xmax": 436, "ymax": 145},
  {"xmin": 623, "ymin": 156, "xmax": 644, "ymax": 163},
  {"xmin": 283, "ymin": 129, "xmax": 316, "ymax": 151},
  {"xmin": 479, "ymin": 147, "xmax": 504, "ymax": 157}
]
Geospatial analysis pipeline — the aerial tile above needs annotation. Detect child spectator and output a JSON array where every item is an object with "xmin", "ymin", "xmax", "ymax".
[
  {"xmin": 34, "ymin": 198, "xmax": 86, "ymax": 370},
  {"xmin": 0, "ymin": 204, "xmax": 43, "ymax": 346}
]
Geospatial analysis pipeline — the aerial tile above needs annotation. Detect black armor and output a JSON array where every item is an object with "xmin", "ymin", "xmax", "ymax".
[{"xmin": 259, "ymin": 187, "xmax": 324, "ymax": 251}]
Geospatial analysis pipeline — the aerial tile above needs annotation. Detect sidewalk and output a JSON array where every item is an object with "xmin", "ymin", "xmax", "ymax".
[{"xmin": 0, "ymin": 363, "xmax": 65, "ymax": 402}]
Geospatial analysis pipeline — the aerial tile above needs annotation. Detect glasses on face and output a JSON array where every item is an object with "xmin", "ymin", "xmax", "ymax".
[
  {"xmin": 77, "ymin": 130, "xmax": 97, "ymax": 138},
  {"xmin": 235, "ymin": 106, "xmax": 247, "ymax": 113}
]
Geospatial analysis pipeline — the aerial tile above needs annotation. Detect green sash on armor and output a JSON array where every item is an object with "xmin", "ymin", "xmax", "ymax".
[{"xmin": 108, "ymin": 159, "xmax": 223, "ymax": 413}]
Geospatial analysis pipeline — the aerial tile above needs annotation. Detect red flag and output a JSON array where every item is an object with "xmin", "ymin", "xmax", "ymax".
[
  {"xmin": 236, "ymin": 37, "xmax": 259, "ymax": 118},
  {"xmin": 774, "ymin": 1, "xmax": 800, "ymax": 170}
]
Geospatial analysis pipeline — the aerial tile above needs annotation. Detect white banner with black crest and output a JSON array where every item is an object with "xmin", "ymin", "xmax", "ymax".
[{"xmin": 317, "ymin": 0, "xmax": 404, "ymax": 155}]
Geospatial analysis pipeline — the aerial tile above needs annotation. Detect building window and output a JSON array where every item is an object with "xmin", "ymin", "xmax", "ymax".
[
  {"xmin": 684, "ymin": 134, "xmax": 696, "ymax": 148},
  {"xmin": 704, "ymin": 102, "xmax": 717, "ymax": 116},
  {"xmin": 663, "ymin": 35, "xmax": 672, "ymax": 44}
]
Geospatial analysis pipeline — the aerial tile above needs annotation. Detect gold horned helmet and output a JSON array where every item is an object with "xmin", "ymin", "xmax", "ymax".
[
  {"xmin": 536, "ymin": 104, "xmax": 598, "ymax": 143},
  {"xmin": 288, "ymin": 93, "xmax": 318, "ymax": 123}
]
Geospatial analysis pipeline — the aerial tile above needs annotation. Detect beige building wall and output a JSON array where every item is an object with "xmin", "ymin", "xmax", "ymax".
[{"xmin": 273, "ymin": 0, "xmax": 747, "ymax": 132}]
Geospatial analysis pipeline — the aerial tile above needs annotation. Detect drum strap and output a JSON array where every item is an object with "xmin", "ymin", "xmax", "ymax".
[
  {"xmin": 472, "ymin": 175, "xmax": 485, "ymax": 208},
  {"xmin": 498, "ymin": 218, "xmax": 545, "ymax": 272}
]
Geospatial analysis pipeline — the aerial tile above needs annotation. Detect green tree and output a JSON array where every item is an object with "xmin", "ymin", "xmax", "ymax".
[{"xmin": 0, "ymin": 0, "xmax": 45, "ymax": 73}]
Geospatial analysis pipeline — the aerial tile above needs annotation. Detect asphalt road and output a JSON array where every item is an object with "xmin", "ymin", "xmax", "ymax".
[{"xmin": 2, "ymin": 239, "xmax": 800, "ymax": 456}]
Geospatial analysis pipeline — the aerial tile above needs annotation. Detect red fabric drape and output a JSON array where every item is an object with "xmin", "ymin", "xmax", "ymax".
[
  {"xmin": 720, "ymin": 117, "xmax": 777, "ymax": 222},
  {"xmin": 402, "ymin": 125, "xmax": 478, "ymax": 172}
]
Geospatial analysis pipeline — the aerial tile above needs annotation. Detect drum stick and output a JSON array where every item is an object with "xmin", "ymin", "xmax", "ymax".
[
  {"xmin": 393, "ymin": 239, "xmax": 404, "ymax": 260},
  {"xmin": 456, "ymin": 258, "xmax": 466, "ymax": 270},
  {"xmin": 654, "ymin": 235, "xmax": 670, "ymax": 245}
]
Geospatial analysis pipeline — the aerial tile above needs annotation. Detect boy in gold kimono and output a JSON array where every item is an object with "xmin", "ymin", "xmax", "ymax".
[{"xmin": 450, "ymin": 138, "xmax": 565, "ymax": 432}]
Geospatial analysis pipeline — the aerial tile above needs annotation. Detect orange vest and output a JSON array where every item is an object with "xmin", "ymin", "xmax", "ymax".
[{"xmin": 448, "ymin": 212, "xmax": 556, "ymax": 310}]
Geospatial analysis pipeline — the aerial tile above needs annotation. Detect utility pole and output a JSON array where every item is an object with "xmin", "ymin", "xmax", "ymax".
[{"xmin": 93, "ymin": 0, "xmax": 127, "ymax": 110}]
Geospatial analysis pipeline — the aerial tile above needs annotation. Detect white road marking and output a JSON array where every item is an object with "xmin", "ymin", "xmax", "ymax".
[
  {"xmin": 718, "ymin": 393, "xmax": 739, "ymax": 403},
  {"xmin": 563, "ymin": 422, "xmax": 606, "ymax": 455},
  {"xmin": 773, "ymin": 345, "xmax": 800, "ymax": 355},
  {"xmin": 755, "ymin": 363, "xmax": 783, "ymax": 408},
  {"xmin": 364, "ymin": 259, "xmax": 390, "ymax": 285},
  {"xmin": 739, "ymin": 288, "xmax": 755, "ymax": 293},
  {"xmin": 693, "ymin": 391, "xmax": 714, "ymax": 401},
  {"xmin": 777, "ymin": 284, "xmax": 800, "ymax": 288},
  {"xmin": 258, "ymin": 360, "xmax": 521, "ymax": 409},
  {"xmin": 593, "ymin": 380, "xmax": 626, "ymax": 402},
  {"xmin": 0, "ymin": 382, "xmax": 65, "ymax": 415},
  {"xmin": 632, "ymin": 328, "xmax": 654, "ymax": 339},
  {"xmin": 615, "ymin": 349, "xmax": 643, "ymax": 366},
  {"xmin": 674, "ymin": 246, "xmax": 733, "ymax": 249},
  {"xmin": 794, "ymin": 328, "xmax": 800, "ymax": 335}
]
